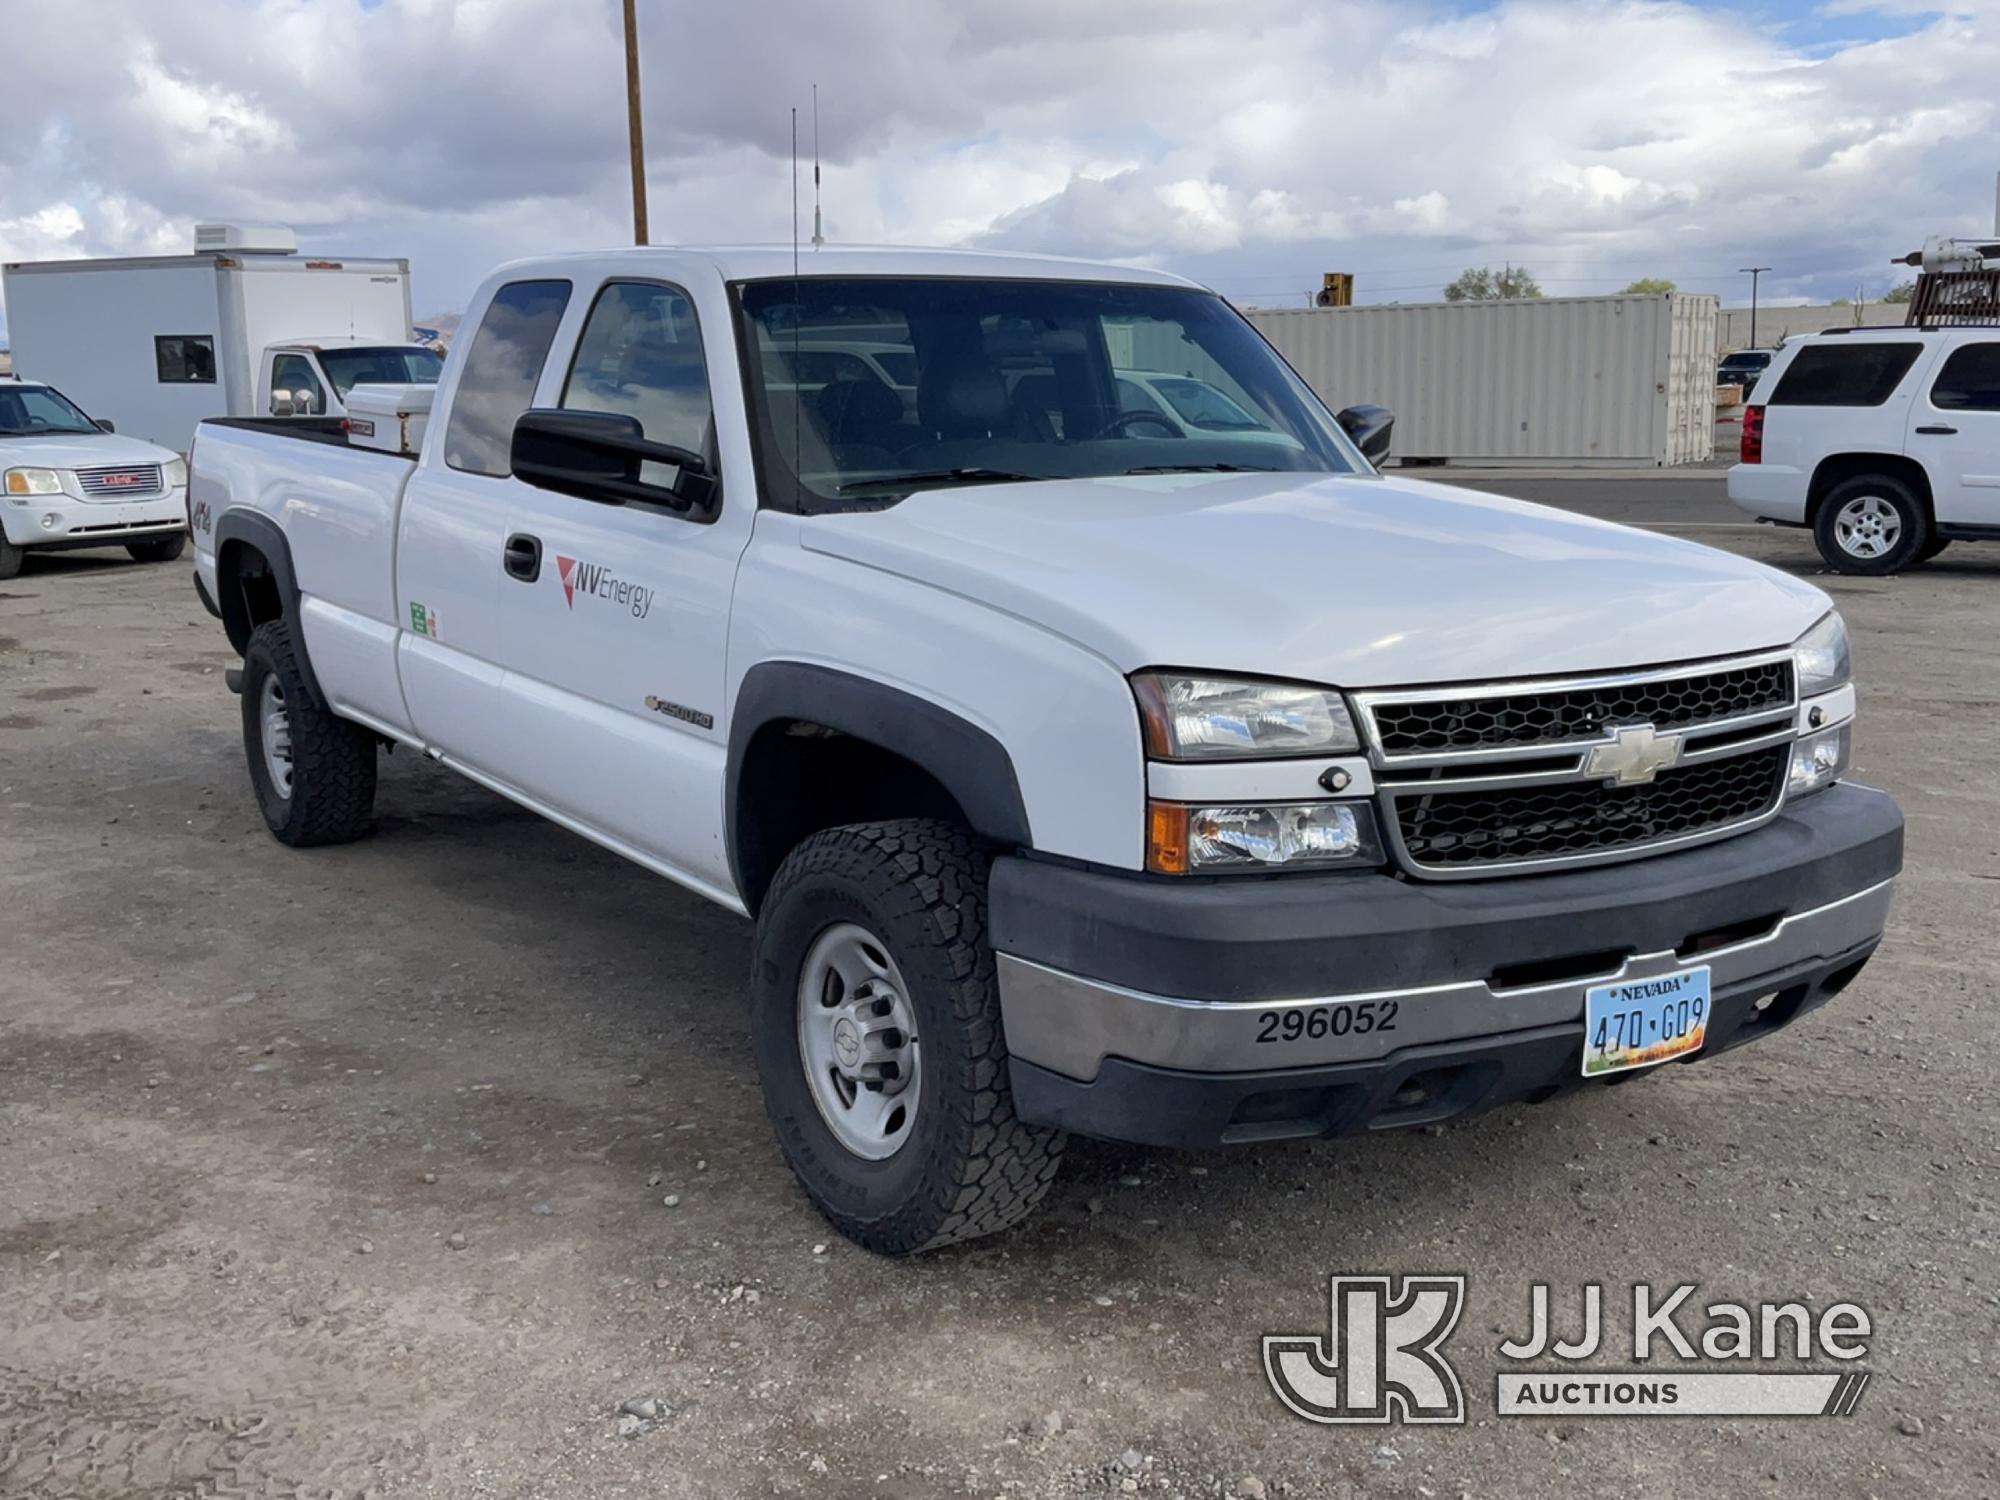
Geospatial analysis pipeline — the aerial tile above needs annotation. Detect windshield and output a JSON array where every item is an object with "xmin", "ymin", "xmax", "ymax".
[
  {"xmin": 1720, "ymin": 353, "xmax": 1770, "ymax": 368},
  {"xmin": 0, "ymin": 383, "xmax": 100, "ymax": 437},
  {"xmin": 315, "ymin": 346, "xmax": 445, "ymax": 401},
  {"xmin": 735, "ymin": 277, "xmax": 1367, "ymax": 509}
]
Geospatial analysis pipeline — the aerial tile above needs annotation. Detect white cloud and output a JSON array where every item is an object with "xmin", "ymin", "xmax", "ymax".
[{"xmin": 0, "ymin": 0, "xmax": 1996, "ymax": 332}]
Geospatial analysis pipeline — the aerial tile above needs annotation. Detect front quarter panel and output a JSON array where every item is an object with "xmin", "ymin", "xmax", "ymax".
[{"xmin": 728, "ymin": 511, "xmax": 1147, "ymax": 870}]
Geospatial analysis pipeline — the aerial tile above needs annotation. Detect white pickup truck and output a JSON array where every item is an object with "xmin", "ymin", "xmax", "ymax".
[{"xmin": 189, "ymin": 247, "xmax": 1903, "ymax": 1254}]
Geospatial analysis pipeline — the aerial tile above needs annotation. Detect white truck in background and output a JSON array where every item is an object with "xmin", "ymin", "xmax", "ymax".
[
  {"xmin": 188, "ymin": 246, "xmax": 1902, "ymax": 1255},
  {"xmin": 0, "ymin": 223, "xmax": 441, "ymax": 453}
]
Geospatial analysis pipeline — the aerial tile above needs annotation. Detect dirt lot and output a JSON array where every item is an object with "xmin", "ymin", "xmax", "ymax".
[{"xmin": 2, "ymin": 514, "xmax": 1996, "ymax": 1499}]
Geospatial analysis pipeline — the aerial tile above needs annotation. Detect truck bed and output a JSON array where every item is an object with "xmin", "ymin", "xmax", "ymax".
[{"xmin": 200, "ymin": 415, "xmax": 354, "ymax": 448}]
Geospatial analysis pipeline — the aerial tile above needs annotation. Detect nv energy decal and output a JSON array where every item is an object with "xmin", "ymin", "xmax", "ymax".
[{"xmin": 556, "ymin": 555, "xmax": 655, "ymax": 619}]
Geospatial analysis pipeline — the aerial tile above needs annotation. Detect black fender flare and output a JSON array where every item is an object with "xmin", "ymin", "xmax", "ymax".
[
  {"xmin": 211, "ymin": 508, "xmax": 325, "ymax": 706},
  {"xmin": 726, "ymin": 662, "xmax": 1033, "ymax": 907}
]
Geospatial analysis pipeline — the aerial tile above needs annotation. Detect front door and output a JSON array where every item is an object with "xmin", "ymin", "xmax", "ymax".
[
  {"xmin": 398, "ymin": 274, "xmax": 749, "ymax": 900},
  {"xmin": 1916, "ymin": 339, "xmax": 2000, "ymax": 527}
]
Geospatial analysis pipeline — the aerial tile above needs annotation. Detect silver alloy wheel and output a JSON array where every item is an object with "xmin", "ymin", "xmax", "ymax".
[
  {"xmin": 259, "ymin": 676, "xmax": 294, "ymax": 800},
  {"xmin": 797, "ymin": 922, "xmax": 921, "ymax": 1160},
  {"xmin": 1833, "ymin": 494, "xmax": 1902, "ymax": 560}
]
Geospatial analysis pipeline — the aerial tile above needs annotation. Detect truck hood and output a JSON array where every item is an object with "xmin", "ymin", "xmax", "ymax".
[
  {"xmin": 0, "ymin": 432, "xmax": 181, "ymax": 470},
  {"xmin": 799, "ymin": 472, "xmax": 1831, "ymax": 687}
]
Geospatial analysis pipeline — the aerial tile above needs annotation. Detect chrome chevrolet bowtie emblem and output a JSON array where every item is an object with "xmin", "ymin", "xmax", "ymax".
[{"xmin": 1585, "ymin": 723, "xmax": 1683, "ymax": 786}]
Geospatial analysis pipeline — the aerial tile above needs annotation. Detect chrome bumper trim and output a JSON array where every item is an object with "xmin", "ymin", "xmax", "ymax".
[{"xmin": 997, "ymin": 877, "xmax": 1895, "ymax": 1083}]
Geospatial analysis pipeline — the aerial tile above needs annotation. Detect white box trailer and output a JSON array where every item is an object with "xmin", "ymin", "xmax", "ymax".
[
  {"xmin": 1238, "ymin": 293, "xmax": 1719, "ymax": 468},
  {"xmin": 0, "ymin": 224, "xmax": 424, "ymax": 452}
]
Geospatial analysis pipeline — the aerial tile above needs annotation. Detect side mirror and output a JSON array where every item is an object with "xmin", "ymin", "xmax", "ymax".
[
  {"xmin": 510, "ymin": 408, "xmax": 716, "ymax": 513},
  {"xmin": 1336, "ymin": 403, "xmax": 1394, "ymax": 465},
  {"xmin": 94, "ymin": 417, "xmax": 116, "ymax": 433},
  {"xmin": 271, "ymin": 388, "xmax": 297, "ymax": 417}
]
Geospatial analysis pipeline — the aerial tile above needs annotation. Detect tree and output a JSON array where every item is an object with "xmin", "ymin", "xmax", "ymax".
[
  {"xmin": 1621, "ymin": 277, "xmax": 1676, "ymax": 294},
  {"xmin": 1883, "ymin": 279, "xmax": 1916, "ymax": 304},
  {"xmin": 1443, "ymin": 265, "xmax": 1544, "ymax": 301}
]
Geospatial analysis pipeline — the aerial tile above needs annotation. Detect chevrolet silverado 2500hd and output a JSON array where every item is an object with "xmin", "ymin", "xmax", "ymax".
[{"xmin": 189, "ymin": 247, "xmax": 1904, "ymax": 1255}]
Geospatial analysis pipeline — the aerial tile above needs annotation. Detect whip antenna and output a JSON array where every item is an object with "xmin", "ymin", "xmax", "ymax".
[
  {"xmin": 811, "ymin": 84, "xmax": 824, "ymax": 247},
  {"xmin": 791, "ymin": 107, "xmax": 802, "ymax": 485}
]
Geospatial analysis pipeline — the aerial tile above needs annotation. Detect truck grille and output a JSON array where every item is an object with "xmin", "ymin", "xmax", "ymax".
[
  {"xmin": 1355, "ymin": 651, "xmax": 1801, "ymax": 878},
  {"xmin": 1392, "ymin": 745, "xmax": 1789, "ymax": 871},
  {"xmin": 75, "ymin": 464, "xmax": 164, "ymax": 498},
  {"xmin": 1369, "ymin": 658, "xmax": 1794, "ymax": 755}
]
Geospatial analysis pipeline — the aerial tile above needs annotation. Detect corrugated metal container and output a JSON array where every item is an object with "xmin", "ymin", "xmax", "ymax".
[{"xmin": 1240, "ymin": 293, "xmax": 1719, "ymax": 467}]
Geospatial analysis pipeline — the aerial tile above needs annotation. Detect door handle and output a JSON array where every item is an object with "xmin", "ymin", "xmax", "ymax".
[
  {"xmin": 503, "ymin": 532, "xmax": 542, "ymax": 582},
  {"xmin": 1914, "ymin": 424, "xmax": 1958, "ymax": 435}
]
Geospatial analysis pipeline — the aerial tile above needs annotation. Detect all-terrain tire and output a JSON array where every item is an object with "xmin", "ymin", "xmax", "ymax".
[
  {"xmin": 240, "ymin": 620, "xmax": 377, "ymax": 847},
  {"xmin": 751, "ymin": 819, "xmax": 1065, "ymax": 1255},
  {"xmin": 1812, "ymin": 474, "xmax": 1930, "ymax": 575},
  {"xmin": 0, "ymin": 536, "xmax": 22, "ymax": 580},
  {"xmin": 126, "ymin": 534, "xmax": 187, "ymax": 564}
]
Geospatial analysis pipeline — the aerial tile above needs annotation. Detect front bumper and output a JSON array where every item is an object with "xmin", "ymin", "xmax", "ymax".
[
  {"xmin": 2, "ymin": 490, "xmax": 187, "ymax": 549},
  {"xmin": 992, "ymin": 782, "xmax": 1902, "ymax": 1147}
]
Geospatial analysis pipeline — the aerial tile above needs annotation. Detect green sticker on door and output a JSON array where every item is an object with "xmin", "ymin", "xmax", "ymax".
[{"xmin": 409, "ymin": 601, "xmax": 441, "ymax": 640}]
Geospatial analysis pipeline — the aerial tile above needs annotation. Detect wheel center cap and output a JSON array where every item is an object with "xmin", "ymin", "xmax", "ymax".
[{"xmin": 832, "ymin": 1017, "xmax": 862, "ymax": 1069}]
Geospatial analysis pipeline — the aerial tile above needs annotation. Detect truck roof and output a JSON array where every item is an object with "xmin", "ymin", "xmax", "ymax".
[
  {"xmin": 1, "ymin": 251, "xmax": 408, "ymax": 275},
  {"xmin": 493, "ymin": 244, "xmax": 1205, "ymax": 289}
]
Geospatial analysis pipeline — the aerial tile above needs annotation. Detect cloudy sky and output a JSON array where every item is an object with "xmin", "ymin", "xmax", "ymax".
[{"xmin": 0, "ymin": 0, "xmax": 1994, "ymax": 337}]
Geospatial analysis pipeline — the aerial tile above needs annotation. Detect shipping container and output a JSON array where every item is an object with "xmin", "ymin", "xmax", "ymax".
[{"xmin": 1234, "ymin": 293, "xmax": 1719, "ymax": 467}]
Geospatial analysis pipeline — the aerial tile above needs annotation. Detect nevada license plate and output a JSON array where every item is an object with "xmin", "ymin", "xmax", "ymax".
[{"xmin": 1582, "ymin": 966, "xmax": 1710, "ymax": 1077}]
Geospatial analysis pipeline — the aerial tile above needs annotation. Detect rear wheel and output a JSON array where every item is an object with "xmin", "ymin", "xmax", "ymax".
[
  {"xmin": 126, "ymin": 534, "xmax": 186, "ymax": 564},
  {"xmin": 240, "ymin": 620, "xmax": 378, "ymax": 847},
  {"xmin": 751, "ymin": 819, "xmax": 1064, "ymax": 1255},
  {"xmin": 1813, "ymin": 475, "xmax": 1929, "ymax": 575}
]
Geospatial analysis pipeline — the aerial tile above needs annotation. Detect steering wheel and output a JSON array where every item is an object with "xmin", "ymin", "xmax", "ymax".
[{"xmin": 1085, "ymin": 409, "xmax": 1185, "ymax": 441}]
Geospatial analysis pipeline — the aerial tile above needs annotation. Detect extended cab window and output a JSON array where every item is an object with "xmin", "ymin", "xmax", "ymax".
[
  {"xmin": 1930, "ymin": 342, "xmax": 2000, "ymax": 412},
  {"xmin": 561, "ymin": 280, "xmax": 714, "ymax": 489},
  {"xmin": 443, "ymin": 279, "xmax": 573, "ymax": 476},
  {"xmin": 1769, "ymin": 343, "xmax": 1922, "ymax": 407}
]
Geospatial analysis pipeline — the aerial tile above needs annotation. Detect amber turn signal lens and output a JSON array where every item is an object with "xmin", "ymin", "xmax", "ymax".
[{"xmin": 1146, "ymin": 800, "xmax": 1190, "ymax": 875}]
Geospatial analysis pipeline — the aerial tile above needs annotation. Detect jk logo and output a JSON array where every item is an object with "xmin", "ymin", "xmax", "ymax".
[{"xmin": 1263, "ymin": 1275, "xmax": 1467, "ymax": 1424}]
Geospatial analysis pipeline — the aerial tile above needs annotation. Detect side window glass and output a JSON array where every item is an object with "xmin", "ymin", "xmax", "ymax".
[
  {"xmin": 155, "ymin": 335, "xmax": 216, "ymax": 384},
  {"xmin": 561, "ymin": 281, "xmax": 715, "ymax": 488},
  {"xmin": 1930, "ymin": 343, "xmax": 2000, "ymax": 412},
  {"xmin": 443, "ymin": 279, "xmax": 573, "ymax": 476},
  {"xmin": 271, "ymin": 354, "xmax": 325, "ymax": 413},
  {"xmin": 1768, "ymin": 343, "xmax": 1922, "ymax": 407}
]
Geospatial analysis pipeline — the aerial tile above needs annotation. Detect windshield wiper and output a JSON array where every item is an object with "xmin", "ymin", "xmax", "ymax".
[
  {"xmin": 1121, "ymin": 462, "xmax": 1277, "ymax": 475},
  {"xmin": 836, "ymin": 466, "xmax": 1047, "ymax": 495}
]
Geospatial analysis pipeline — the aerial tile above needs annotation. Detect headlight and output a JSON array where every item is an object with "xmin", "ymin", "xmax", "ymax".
[
  {"xmin": 4, "ymin": 467, "xmax": 64, "ymax": 497},
  {"xmin": 1132, "ymin": 672, "xmax": 1360, "ymax": 760},
  {"xmin": 1788, "ymin": 725, "xmax": 1850, "ymax": 799},
  {"xmin": 1793, "ymin": 612, "xmax": 1850, "ymax": 696},
  {"xmin": 1147, "ymin": 799, "xmax": 1383, "ymax": 873},
  {"xmin": 165, "ymin": 457, "xmax": 189, "ymax": 488}
]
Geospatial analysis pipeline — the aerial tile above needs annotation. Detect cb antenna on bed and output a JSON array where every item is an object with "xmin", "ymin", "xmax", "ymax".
[{"xmin": 811, "ymin": 84, "xmax": 824, "ymax": 248}]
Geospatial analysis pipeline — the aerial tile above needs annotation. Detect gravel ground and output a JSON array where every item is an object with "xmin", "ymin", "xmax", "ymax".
[{"xmin": 1, "ymin": 503, "xmax": 1996, "ymax": 1499}]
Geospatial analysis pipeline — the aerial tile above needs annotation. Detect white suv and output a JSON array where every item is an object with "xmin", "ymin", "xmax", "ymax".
[{"xmin": 1728, "ymin": 326, "xmax": 2000, "ymax": 573}]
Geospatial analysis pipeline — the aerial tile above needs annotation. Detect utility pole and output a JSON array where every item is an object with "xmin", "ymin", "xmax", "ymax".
[
  {"xmin": 622, "ymin": 0, "xmax": 649, "ymax": 245},
  {"xmin": 1739, "ymin": 266, "xmax": 1771, "ymax": 348}
]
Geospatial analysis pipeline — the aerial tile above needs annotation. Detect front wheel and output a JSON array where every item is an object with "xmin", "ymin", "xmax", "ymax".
[
  {"xmin": 0, "ymin": 536, "xmax": 21, "ymax": 581},
  {"xmin": 751, "ymin": 820, "xmax": 1064, "ymax": 1255},
  {"xmin": 126, "ymin": 534, "xmax": 187, "ymax": 564},
  {"xmin": 1813, "ymin": 476, "xmax": 1930, "ymax": 575},
  {"xmin": 240, "ymin": 620, "xmax": 378, "ymax": 847}
]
